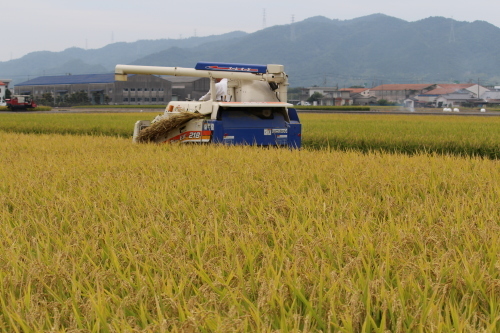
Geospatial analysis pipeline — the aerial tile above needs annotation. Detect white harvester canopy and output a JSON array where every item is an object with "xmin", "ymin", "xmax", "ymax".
[{"xmin": 115, "ymin": 62, "xmax": 289, "ymax": 111}]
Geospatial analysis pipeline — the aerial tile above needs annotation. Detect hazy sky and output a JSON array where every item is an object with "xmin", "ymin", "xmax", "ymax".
[{"xmin": 4, "ymin": 0, "xmax": 500, "ymax": 62}]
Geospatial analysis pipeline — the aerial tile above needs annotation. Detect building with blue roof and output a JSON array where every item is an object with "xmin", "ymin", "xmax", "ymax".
[
  {"xmin": 14, "ymin": 73, "xmax": 174, "ymax": 105},
  {"xmin": 16, "ymin": 74, "xmax": 117, "ymax": 86}
]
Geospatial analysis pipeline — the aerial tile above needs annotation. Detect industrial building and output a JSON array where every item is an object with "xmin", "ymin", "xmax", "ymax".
[
  {"xmin": 163, "ymin": 76, "xmax": 210, "ymax": 101},
  {"xmin": 14, "ymin": 74, "xmax": 210, "ymax": 105}
]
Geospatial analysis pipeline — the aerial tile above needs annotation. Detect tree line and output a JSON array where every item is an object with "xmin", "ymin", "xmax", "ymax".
[{"xmin": 35, "ymin": 91, "xmax": 109, "ymax": 107}]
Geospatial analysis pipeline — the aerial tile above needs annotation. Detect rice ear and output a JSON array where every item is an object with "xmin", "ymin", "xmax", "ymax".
[{"xmin": 136, "ymin": 112, "xmax": 205, "ymax": 143}]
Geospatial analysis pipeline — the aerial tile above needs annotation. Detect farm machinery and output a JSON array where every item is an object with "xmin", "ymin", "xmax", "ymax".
[
  {"xmin": 114, "ymin": 62, "xmax": 301, "ymax": 148},
  {"xmin": 6, "ymin": 95, "xmax": 37, "ymax": 111}
]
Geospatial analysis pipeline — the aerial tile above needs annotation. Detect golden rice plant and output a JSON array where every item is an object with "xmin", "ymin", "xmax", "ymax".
[
  {"xmin": 1, "ymin": 131, "xmax": 500, "ymax": 332},
  {"xmin": 303, "ymin": 113, "xmax": 500, "ymax": 158}
]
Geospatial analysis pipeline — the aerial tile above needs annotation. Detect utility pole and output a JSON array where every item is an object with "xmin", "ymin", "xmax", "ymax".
[{"xmin": 478, "ymin": 78, "xmax": 480, "ymax": 100}]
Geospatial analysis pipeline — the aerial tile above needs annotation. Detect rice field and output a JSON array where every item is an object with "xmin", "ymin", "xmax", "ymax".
[
  {"xmin": 1, "ymin": 112, "xmax": 500, "ymax": 158},
  {"xmin": 302, "ymin": 114, "xmax": 500, "ymax": 158},
  {"xmin": 1, "ymin": 112, "xmax": 500, "ymax": 332}
]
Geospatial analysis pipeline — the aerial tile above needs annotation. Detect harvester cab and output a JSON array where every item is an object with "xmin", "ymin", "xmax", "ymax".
[{"xmin": 114, "ymin": 62, "xmax": 301, "ymax": 148}]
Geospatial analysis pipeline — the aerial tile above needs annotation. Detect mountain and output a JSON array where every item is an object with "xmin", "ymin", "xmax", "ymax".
[
  {"xmin": 0, "ymin": 31, "xmax": 247, "ymax": 85},
  {"xmin": 3, "ymin": 15, "xmax": 500, "ymax": 87}
]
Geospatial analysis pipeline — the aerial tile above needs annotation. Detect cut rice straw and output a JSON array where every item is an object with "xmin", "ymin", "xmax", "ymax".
[{"xmin": 136, "ymin": 112, "xmax": 205, "ymax": 143}]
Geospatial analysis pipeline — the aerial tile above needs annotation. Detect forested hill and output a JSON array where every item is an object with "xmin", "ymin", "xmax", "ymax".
[
  {"xmin": 4, "ymin": 14, "xmax": 500, "ymax": 87},
  {"xmin": 0, "ymin": 32, "xmax": 247, "ymax": 85}
]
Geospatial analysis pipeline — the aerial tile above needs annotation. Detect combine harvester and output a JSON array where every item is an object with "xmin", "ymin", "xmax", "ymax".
[
  {"xmin": 115, "ymin": 62, "xmax": 301, "ymax": 148},
  {"xmin": 5, "ymin": 95, "xmax": 37, "ymax": 111}
]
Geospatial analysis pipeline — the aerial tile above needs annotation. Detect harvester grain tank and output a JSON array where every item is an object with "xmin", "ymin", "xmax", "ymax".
[
  {"xmin": 115, "ymin": 62, "xmax": 301, "ymax": 148},
  {"xmin": 6, "ymin": 95, "xmax": 37, "ymax": 111}
]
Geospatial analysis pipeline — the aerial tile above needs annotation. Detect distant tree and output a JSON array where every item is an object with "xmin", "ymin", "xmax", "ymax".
[
  {"xmin": 288, "ymin": 87, "xmax": 303, "ymax": 93},
  {"xmin": 377, "ymin": 99, "xmax": 398, "ymax": 106},
  {"xmin": 5, "ymin": 89, "xmax": 11, "ymax": 99},
  {"xmin": 349, "ymin": 85, "xmax": 365, "ymax": 88},
  {"xmin": 55, "ymin": 95, "xmax": 66, "ymax": 105},
  {"xmin": 38, "ymin": 92, "xmax": 54, "ymax": 106},
  {"xmin": 66, "ymin": 91, "xmax": 90, "ymax": 105},
  {"xmin": 42, "ymin": 92, "xmax": 54, "ymax": 103},
  {"xmin": 287, "ymin": 87, "xmax": 304, "ymax": 101},
  {"xmin": 307, "ymin": 92, "xmax": 324, "ymax": 104}
]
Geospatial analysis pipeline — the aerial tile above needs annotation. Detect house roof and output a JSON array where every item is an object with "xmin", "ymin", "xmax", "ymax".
[
  {"xmin": 15, "ymin": 73, "xmax": 117, "ymax": 86},
  {"xmin": 482, "ymin": 91, "xmax": 500, "ymax": 99},
  {"xmin": 423, "ymin": 84, "xmax": 475, "ymax": 95},
  {"xmin": 352, "ymin": 93, "xmax": 376, "ymax": 99},
  {"xmin": 0, "ymin": 82, "xmax": 5, "ymax": 86},
  {"xmin": 436, "ymin": 91, "xmax": 473, "ymax": 100},
  {"xmin": 305, "ymin": 86, "xmax": 340, "ymax": 90},
  {"xmin": 340, "ymin": 88, "xmax": 368, "ymax": 94},
  {"xmin": 370, "ymin": 84, "xmax": 435, "ymax": 91}
]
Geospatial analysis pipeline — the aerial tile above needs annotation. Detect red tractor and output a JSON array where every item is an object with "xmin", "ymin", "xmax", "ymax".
[{"xmin": 6, "ymin": 95, "xmax": 37, "ymax": 111}]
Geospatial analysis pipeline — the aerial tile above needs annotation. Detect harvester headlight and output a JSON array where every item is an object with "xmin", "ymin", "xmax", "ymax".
[{"xmin": 262, "ymin": 109, "xmax": 272, "ymax": 118}]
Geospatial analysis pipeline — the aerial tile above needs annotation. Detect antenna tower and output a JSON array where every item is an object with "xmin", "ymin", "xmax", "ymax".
[
  {"xmin": 449, "ymin": 18, "xmax": 456, "ymax": 43},
  {"xmin": 291, "ymin": 15, "xmax": 296, "ymax": 41}
]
